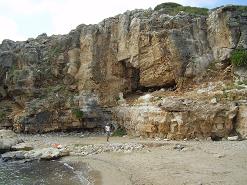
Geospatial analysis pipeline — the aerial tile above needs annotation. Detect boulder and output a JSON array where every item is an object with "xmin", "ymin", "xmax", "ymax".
[
  {"xmin": 0, "ymin": 130, "xmax": 22, "ymax": 153},
  {"xmin": 27, "ymin": 147, "xmax": 69, "ymax": 160},
  {"xmin": 1, "ymin": 147, "xmax": 69, "ymax": 162},
  {"xmin": 1, "ymin": 151, "xmax": 26, "ymax": 161},
  {"xmin": 11, "ymin": 142, "xmax": 34, "ymax": 151}
]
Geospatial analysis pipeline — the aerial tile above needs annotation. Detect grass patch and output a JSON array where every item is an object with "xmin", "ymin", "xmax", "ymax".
[
  {"xmin": 154, "ymin": 2, "xmax": 208, "ymax": 15},
  {"xmin": 230, "ymin": 49, "xmax": 247, "ymax": 67},
  {"xmin": 112, "ymin": 127, "xmax": 127, "ymax": 137}
]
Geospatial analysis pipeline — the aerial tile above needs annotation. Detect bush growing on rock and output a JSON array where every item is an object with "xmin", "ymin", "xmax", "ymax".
[
  {"xmin": 230, "ymin": 49, "xmax": 247, "ymax": 67},
  {"xmin": 112, "ymin": 127, "xmax": 127, "ymax": 137},
  {"xmin": 72, "ymin": 108, "xmax": 84, "ymax": 120}
]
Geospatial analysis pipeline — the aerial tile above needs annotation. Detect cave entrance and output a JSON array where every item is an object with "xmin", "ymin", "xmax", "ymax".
[{"xmin": 138, "ymin": 80, "xmax": 177, "ymax": 93}]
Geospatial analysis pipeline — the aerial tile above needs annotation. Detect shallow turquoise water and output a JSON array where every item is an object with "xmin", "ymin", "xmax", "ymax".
[{"xmin": 0, "ymin": 160, "xmax": 89, "ymax": 185}]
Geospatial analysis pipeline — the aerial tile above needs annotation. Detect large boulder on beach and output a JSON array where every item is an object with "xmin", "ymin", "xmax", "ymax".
[
  {"xmin": 27, "ymin": 147, "xmax": 70, "ymax": 160},
  {"xmin": 0, "ymin": 129, "xmax": 22, "ymax": 153},
  {"xmin": 1, "ymin": 147, "xmax": 69, "ymax": 162}
]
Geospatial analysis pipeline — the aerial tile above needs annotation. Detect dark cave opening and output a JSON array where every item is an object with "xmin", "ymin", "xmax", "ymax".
[{"xmin": 138, "ymin": 81, "xmax": 177, "ymax": 93}]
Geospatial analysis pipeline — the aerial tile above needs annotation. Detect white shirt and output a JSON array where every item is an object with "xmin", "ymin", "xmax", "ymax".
[{"xmin": 105, "ymin": 125, "xmax": 110, "ymax": 132}]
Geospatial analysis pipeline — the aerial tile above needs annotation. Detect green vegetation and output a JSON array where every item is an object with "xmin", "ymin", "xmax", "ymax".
[
  {"xmin": 0, "ymin": 111, "xmax": 6, "ymax": 122},
  {"xmin": 236, "ymin": 6, "xmax": 247, "ymax": 11},
  {"xmin": 222, "ymin": 5, "xmax": 247, "ymax": 12},
  {"xmin": 72, "ymin": 108, "xmax": 84, "ymax": 120},
  {"xmin": 230, "ymin": 49, "xmax": 247, "ymax": 67},
  {"xmin": 115, "ymin": 96, "xmax": 120, "ymax": 102},
  {"xmin": 223, "ymin": 80, "xmax": 247, "ymax": 91},
  {"xmin": 154, "ymin": 2, "xmax": 182, "ymax": 11},
  {"xmin": 112, "ymin": 127, "xmax": 127, "ymax": 137},
  {"xmin": 47, "ymin": 45, "xmax": 62, "ymax": 62},
  {"xmin": 49, "ymin": 46, "xmax": 61, "ymax": 58},
  {"xmin": 207, "ymin": 61, "xmax": 217, "ymax": 71},
  {"xmin": 74, "ymin": 144, "xmax": 86, "ymax": 147},
  {"xmin": 237, "ymin": 80, "xmax": 247, "ymax": 85},
  {"xmin": 143, "ymin": 11, "xmax": 152, "ymax": 18},
  {"xmin": 154, "ymin": 2, "xmax": 208, "ymax": 16}
]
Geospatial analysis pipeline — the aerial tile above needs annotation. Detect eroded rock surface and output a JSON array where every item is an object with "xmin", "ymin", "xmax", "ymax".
[
  {"xmin": 0, "ymin": 4, "xmax": 247, "ymax": 139},
  {"xmin": 113, "ymin": 96, "xmax": 239, "ymax": 140}
]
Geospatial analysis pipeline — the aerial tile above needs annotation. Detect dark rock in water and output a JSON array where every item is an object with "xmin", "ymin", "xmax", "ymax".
[{"xmin": 1, "ymin": 151, "xmax": 26, "ymax": 162}]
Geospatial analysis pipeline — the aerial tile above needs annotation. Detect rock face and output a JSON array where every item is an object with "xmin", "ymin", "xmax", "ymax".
[
  {"xmin": 236, "ymin": 103, "xmax": 247, "ymax": 139},
  {"xmin": 0, "ymin": 129, "xmax": 22, "ymax": 153},
  {"xmin": 113, "ymin": 97, "xmax": 238, "ymax": 140},
  {"xmin": 0, "ymin": 4, "xmax": 247, "ymax": 139}
]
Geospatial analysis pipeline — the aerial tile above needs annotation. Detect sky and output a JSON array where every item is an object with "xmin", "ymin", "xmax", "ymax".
[{"xmin": 0, "ymin": 0, "xmax": 247, "ymax": 42}]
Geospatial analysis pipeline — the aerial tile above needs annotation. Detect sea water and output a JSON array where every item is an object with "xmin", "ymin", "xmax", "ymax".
[{"xmin": 0, "ymin": 160, "xmax": 90, "ymax": 185}]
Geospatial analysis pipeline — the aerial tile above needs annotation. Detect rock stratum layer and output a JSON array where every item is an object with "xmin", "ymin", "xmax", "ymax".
[{"xmin": 0, "ymin": 4, "xmax": 247, "ymax": 140}]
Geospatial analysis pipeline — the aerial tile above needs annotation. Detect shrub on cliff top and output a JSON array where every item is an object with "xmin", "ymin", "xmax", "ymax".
[
  {"xmin": 154, "ymin": 2, "xmax": 182, "ymax": 11},
  {"xmin": 154, "ymin": 2, "xmax": 208, "ymax": 15},
  {"xmin": 230, "ymin": 49, "xmax": 247, "ymax": 67},
  {"xmin": 221, "ymin": 5, "xmax": 247, "ymax": 12}
]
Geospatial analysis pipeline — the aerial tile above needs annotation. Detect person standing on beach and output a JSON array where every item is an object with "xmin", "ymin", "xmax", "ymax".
[{"xmin": 105, "ymin": 123, "xmax": 111, "ymax": 142}]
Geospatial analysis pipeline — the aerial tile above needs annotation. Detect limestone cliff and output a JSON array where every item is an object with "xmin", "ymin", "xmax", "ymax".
[{"xmin": 0, "ymin": 4, "xmax": 247, "ymax": 140}]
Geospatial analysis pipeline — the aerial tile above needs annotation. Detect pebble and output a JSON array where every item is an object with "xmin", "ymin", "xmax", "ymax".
[
  {"xmin": 173, "ymin": 144, "xmax": 186, "ymax": 150},
  {"xmin": 227, "ymin": 136, "xmax": 239, "ymax": 141},
  {"xmin": 68, "ymin": 143, "xmax": 144, "ymax": 156},
  {"xmin": 214, "ymin": 153, "xmax": 225, "ymax": 158}
]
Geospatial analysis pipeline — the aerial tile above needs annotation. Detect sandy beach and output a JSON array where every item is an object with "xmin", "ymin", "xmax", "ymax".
[{"xmin": 18, "ymin": 133, "xmax": 247, "ymax": 185}]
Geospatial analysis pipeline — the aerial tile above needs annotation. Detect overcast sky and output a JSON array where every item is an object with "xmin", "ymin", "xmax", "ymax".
[{"xmin": 0, "ymin": 0, "xmax": 246, "ymax": 42}]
